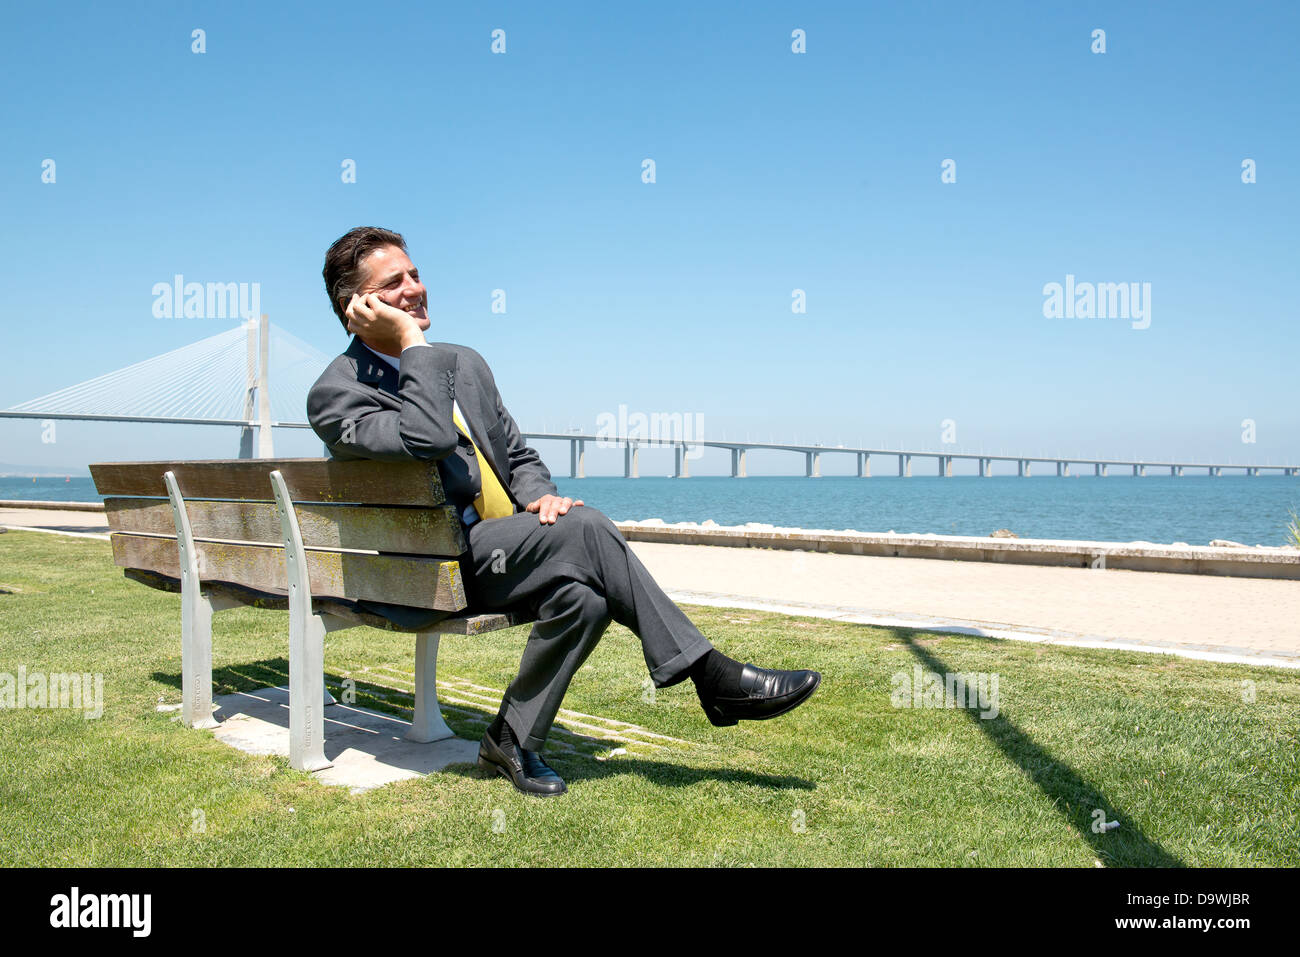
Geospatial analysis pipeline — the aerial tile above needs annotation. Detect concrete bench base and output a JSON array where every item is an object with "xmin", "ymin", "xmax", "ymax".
[{"xmin": 208, "ymin": 685, "xmax": 479, "ymax": 792}]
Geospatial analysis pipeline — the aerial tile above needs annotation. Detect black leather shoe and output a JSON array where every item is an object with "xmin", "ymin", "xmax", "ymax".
[
  {"xmin": 477, "ymin": 721, "xmax": 567, "ymax": 796},
  {"xmin": 700, "ymin": 664, "xmax": 821, "ymax": 727}
]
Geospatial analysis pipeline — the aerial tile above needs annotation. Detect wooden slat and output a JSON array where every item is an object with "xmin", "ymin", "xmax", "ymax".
[
  {"xmin": 430, "ymin": 610, "xmax": 535, "ymax": 635},
  {"xmin": 111, "ymin": 533, "xmax": 466, "ymax": 611},
  {"xmin": 104, "ymin": 498, "xmax": 467, "ymax": 556},
  {"xmin": 122, "ymin": 568, "xmax": 534, "ymax": 635},
  {"xmin": 89, "ymin": 458, "xmax": 448, "ymax": 505}
]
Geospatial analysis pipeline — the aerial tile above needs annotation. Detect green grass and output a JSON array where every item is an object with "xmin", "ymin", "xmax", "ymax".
[{"xmin": 1, "ymin": 528, "xmax": 1297, "ymax": 867}]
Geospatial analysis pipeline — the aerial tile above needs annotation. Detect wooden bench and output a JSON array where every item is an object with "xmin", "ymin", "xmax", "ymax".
[{"xmin": 88, "ymin": 458, "xmax": 535, "ymax": 772}]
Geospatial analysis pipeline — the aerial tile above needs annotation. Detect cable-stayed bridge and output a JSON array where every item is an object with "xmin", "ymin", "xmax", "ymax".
[
  {"xmin": 2, "ymin": 317, "xmax": 328, "ymax": 458},
  {"xmin": 2, "ymin": 320, "xmax": 1295, "ymax": 476}
]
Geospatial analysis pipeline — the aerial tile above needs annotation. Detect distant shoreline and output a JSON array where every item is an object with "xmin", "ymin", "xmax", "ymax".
[{"xmin": 4, "ymin": 474, "xmax": 1297, "ymax": 547}]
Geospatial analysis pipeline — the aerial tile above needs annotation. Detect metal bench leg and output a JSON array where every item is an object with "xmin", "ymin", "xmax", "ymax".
[
  {"xmin": 165, "ymin": 469, "xmax": 221, "ymax": 731},
  {"xmin": 289, "ymin": 610, "xmax": 333, "ymax": 773},
  {"xmin": 180, "ymin": 588, "xmax": 219, "ymax": 730},
  {"xmin": 407, "ymin": 631, "xmax": 455, "ymax": 743},
  {"xmin": 271, "ymin": 469, "xmax": 334, "ymax": 773}
]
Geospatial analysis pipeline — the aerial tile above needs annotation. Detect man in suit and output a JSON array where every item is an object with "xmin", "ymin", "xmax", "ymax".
[{"xmin": 308, "ymin": 226, "xmax": 821, "ymax": 797}]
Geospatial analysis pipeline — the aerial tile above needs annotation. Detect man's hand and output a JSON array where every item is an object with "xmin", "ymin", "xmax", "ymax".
[
  {"xmin": 526, "ymin": 495, "xmax": 584, "ymax": 524},
  {"xmin": 346, "ymin": 293, "xmax": 427, "ymax": 355}
]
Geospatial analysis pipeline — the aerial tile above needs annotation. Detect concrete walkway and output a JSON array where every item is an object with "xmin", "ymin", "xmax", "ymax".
[
  {"xmin": 0, "ymin": 505, "xmax": 111, "ymax": 538},
  {"xmin": 627, "ymin": 541, "xmax": 1300, "ymax": 668},
  {"xmin": 4, "ymin": 505, "xmax": 1297, "ymax": 668}
]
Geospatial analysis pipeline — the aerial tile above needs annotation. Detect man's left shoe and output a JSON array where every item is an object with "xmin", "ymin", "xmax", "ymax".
[
  {"xmin": 477, "ymin": 721, "xmax": 568, "ymax": 796},
  {"xmin": 700, "ymin": 663, "xmax": 822, "ymax": 727}
]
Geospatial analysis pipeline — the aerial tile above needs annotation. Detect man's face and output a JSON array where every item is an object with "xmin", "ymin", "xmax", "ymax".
[{"xmin": 355, "ymin": 245, "xmax": 430, "ymax": 330}]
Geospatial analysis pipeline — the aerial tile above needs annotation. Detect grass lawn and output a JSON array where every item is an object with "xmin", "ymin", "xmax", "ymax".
[{"xmin": 1, "ymin": 528, "xmax": 1297, "ymax": 867}]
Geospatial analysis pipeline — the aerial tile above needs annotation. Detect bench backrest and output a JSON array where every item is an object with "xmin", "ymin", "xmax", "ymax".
[{"xmin": 89, "ymin": 458, "xmax": 469, "ymax": 612}]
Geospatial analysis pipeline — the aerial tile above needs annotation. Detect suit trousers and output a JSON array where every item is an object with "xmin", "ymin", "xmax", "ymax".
[{"xmin": 459, "ymin": 505, "xmax": 714, "ymax": 750}]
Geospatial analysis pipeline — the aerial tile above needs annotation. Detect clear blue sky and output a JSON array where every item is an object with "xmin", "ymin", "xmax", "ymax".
[{"xmin": 2, "ymin": 0, "xmax": 1296, "ymax": 475}]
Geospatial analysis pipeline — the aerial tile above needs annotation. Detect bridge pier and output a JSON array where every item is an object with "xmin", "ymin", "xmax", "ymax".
[
  {"xmin": 725, "ymin": 448, "xmax": 747, "ymax": 477},
  {"xmin": 938, "ymin": 456, "xmax": 946, "ymax": 477},
  {"xmin": 898, "ymin": 454, "xmax": 911, "ymax": 478},
  {"xmin": 1247, "ymin": 467, "xmax": 1259, "ymax": 477},
  {"xmin": 571, "ymin": 439, "xmax": 585, "ymax": 478},
  {"xmin": 1056, "ymin": 461, "xmax": 1070, "ymax": 477},
  {"xmin": 624, "ymin": 442, "xmax": 638, "ymax": 479},
  {"xmin": 674, "ymin": 443, "xmax": 691, "ymax": 478},
  {"xmin": 1018, "ymin": 459, "xmax": 1030, "ymax": 477},
  {"xmin": 858, "ymin": 452, "xmax": 870, "ymax": 477},
  {"xmin": 978, "ymin": 457, "xmax": 988, "ymax": 478}
]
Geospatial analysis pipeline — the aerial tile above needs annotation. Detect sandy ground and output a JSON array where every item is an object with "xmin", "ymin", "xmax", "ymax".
[{"xmin": 4, "ymin": 506, "xmax": 1297, "ymax": 666}]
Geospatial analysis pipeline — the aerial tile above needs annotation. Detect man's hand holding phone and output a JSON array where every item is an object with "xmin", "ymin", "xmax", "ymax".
[{"xmin": 345, "ymin": 293, "xmax": 427, "ymax": 355}]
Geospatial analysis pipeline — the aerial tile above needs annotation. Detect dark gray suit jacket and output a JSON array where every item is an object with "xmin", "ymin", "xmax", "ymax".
[{"xmin": 306, "ymin": 336, "xmax": 559, "ymax": 526}]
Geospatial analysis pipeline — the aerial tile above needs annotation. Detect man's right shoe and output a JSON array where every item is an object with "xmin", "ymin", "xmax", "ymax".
[
  {"xmin": 477, "ymin": 719, "xmax": 568, "ymax": 796},
  {"xmin": 700, "ymin": 663, "xmax": 821, "ymax": 727}
]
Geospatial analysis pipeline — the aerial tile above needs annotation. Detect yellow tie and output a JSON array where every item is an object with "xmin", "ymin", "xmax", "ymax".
[{"xmin": 452, "ymin": 403, "xmax": 515, "ymax": 520}]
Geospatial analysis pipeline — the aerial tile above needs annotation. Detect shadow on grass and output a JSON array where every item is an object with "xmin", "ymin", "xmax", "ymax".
[
  {"xmin": 153, "ymin": 658, "xmax": 460, "ymax": 726},
  {"xmin": 442, "ymin": 754, "xmax": 816, "ymax": 793},
  {"xmin": 898, "ymin": 630, "xmax": 1183, "ymax": 867},
  {"xmin": 152, "ymin": 660, "xmax": 816, "ymax": 793}
]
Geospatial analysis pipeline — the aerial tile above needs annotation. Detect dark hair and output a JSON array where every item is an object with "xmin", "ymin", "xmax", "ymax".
[{"xmin": 322, "ymin": 226, "xmax": 407, "ymax": 332}]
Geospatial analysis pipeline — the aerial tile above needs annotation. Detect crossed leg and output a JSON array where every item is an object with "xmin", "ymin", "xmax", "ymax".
[{"xmin": 460, "ymin": 505, "xmax": 714, "ymax": 749}]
